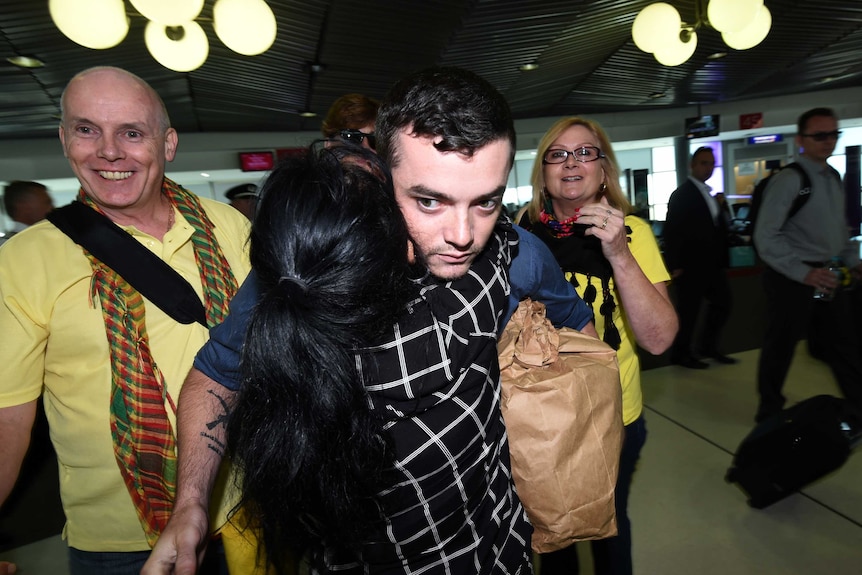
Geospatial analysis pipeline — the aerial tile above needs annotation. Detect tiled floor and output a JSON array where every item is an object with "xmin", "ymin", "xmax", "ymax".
[
  {"xmin": 628, "ymin": 344, "xmax": 862, "ymax": 574},
  {"xmin": 2, "ymin": 344, "xmax": 861, "ymax": 574}
]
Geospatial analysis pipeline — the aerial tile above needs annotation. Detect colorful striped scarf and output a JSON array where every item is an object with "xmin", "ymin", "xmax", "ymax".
[{"xmin": 79, "ymin": 178, "xmax": 238, "ymax": 546}]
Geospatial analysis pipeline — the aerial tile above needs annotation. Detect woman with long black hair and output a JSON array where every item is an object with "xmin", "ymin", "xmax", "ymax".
[
  {"xmin": 226, "ymin": 145, "xmax": 416, "ymax": 572},
  {"xmin": 224, "ymin": 142, "xmax": 533, "ymax": 575}
]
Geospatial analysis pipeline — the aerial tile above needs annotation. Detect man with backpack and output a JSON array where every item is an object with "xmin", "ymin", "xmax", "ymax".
[{"xmin": 753, "ymin": 107, "xmax": 862, "ymax": 422}]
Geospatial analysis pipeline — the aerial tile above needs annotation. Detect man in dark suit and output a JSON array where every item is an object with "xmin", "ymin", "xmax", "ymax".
[{"xmin": 664, "ymin": 146, "xmax": 736, "ymax": 369}]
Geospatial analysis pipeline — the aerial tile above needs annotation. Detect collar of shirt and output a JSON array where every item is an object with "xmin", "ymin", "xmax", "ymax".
[
  {"xmin": 796, "ymin": 154, "xmax": 841, "ymax": 182},
  {"xmin": 688, "ymin": 176, "xmax": 719, "ymax": 222}
]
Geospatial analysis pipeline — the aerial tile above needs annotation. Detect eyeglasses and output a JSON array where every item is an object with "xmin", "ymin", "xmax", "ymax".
[
  {"xmin": 800, "ymin": 130, "xmax": 842, "ymax": 142},
  {"xmin": 339, "ymin": 129, "xmax": 376, "ymax": 149},
  {"xmin": 542, "ymin": 146, "xmax": 605, "ymax": 164}
]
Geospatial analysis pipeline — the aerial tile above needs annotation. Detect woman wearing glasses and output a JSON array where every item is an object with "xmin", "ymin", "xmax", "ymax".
[
  {"xmin": 517, "ymin": 117, "xmax": 678, "ymax": 575},
  {"xmin": 321, "ymin": 93, "xmax": 379, "ymax": 151}
]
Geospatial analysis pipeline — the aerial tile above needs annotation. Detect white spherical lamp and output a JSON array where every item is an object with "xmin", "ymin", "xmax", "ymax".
[
  {"xmin": 632, "ymin": 2, "xmax": 682, "ymax": 54},
  {"xmin": 654, "ymin": 31, "xmax": 698, "ymax": 66},
  {"xmin": 49, "ymin": 0, "xmax": 129, "ymax": 49},
  {"xmin": 214, "ymin": 0, "xmax": 277, "ymax": 56},
  {"xmin": 130, "ymin": 0, "xmax": 205, "ymax": 26},
  {"xmin": 708, "ymin": 0, "xmax": 763, "ymax": 34},
  {"xmin": 722, "ymin": 6, "xmax": 772, "ymax": 50},
  {"xmin": 144, "ymin": 20, "xmax": 209, "ymax": 72}
]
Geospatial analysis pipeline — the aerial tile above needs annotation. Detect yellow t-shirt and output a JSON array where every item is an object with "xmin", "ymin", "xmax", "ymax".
[
  {"xmin": 564, "ymin": 216, "xmax": 670, "ymax": 426},
  {"xmin": 0, "ymin": 196, "xmax": 250, "ymax": 552}
]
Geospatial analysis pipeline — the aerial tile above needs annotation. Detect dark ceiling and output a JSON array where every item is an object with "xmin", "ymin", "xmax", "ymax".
[{"xmin": 2, "ymin": 0, "xmax": 862, "ymax": 142}]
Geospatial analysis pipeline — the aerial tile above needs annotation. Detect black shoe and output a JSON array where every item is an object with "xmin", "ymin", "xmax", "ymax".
[
  {"xmin": 708, "ymin": 353, "xmax": 738, "ymax": 365},
  {"xmin": 672, "ymin": 356, "xmax": 709, "ymax": 369}
]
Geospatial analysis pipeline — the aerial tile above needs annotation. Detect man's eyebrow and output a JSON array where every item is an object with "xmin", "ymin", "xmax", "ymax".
[
  {"xmin": 482, "ymin": 186, "xmax": 506, "ymax": 199},
  {"xmin": 64, "ymin": 115, "xmax": 90, "ymax": 125},
  {"xmin": 117, "ymin": 122, "xmax": 149, "ymax": 133},
  {"xmin": 405, "ymin": 184, "xmax": 505, "ymax": 202},
  {"xmin": 64, "ymin": 117, "xmax": 148, "ymax": 133},
  {"xmin": 405, "ymin": 184, "xmax": 448, "ymax": 199}
]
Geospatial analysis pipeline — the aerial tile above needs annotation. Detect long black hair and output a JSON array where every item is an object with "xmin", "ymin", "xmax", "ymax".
[{"xmin": 226, "ymin": 144, "xmax": 416, "ymax": 572}]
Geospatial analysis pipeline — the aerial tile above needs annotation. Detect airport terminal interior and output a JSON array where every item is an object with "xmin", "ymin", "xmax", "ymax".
[{"xmin": 2, "ymin": 0, "xmax": 862, "ymax": 573}]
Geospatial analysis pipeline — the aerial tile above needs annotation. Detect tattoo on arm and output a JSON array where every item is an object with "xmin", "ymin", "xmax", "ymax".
[{"xmin": 200, "ymin": 389, "xmax": 231, "ymax": 457}]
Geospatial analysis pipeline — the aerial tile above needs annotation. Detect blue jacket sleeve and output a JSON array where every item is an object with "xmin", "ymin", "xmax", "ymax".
[
  {"xmin": 504, "ymin": 225, "xmax": 593, "ymax": 331},
  {"xmin": 193, "ymin": 270, "xmax": 261, "ymax": 391}
]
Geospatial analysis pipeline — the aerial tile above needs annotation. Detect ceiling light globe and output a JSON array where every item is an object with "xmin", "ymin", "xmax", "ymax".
[
  {"xmin": 130, "ymin": 0, "xmax": 204, "ymax": 26},
  {"xmin": 722, "ymin": 6, "xmax": 771, "ymax": 50},
  {"xmin": 708, "ymin": 0, "xmax": 763, "ymax": 33},
  {"xmin": 632, "ymin": 3, "xmax": 682, "ymax": 54},
  {"xmin": 144, "ymin": 20, "xmax": 209, "ymax": 72},
  {"xmin": 49, "ymin": 0, "xmax": 128, "ymax": 49},
  {"xmin": 214, "ymin": 0, "xmax": 277, "ymax": 56},
  {"xmin": 654, "ymin": 31, "xmax": 698, "ymax": 66}
]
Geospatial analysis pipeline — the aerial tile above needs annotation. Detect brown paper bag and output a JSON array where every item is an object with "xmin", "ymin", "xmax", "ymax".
[{"xmin": 499, "ymin": 299, "xmax": 623, "ymax": 553}]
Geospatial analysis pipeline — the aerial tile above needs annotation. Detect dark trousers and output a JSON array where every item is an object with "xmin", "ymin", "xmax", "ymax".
[
  {"xmin": 69, "ymin": 538, "xmax": 227, "ymax": 575},
  {"xmin": 539, "ymin": 416, "xmax": 647, "ymax": 575},
  {"xmin": 670, "ymin": 267, "xmax": 732, "ymax": 360},
  {"xmin": 756, "ymin": 266, "xmax": 862, "ymax": 421}
]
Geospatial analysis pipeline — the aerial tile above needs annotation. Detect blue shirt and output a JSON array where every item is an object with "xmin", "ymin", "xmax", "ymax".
[{"xmin": 195, "ymin": 225, "xmax": 592, "ymax": 390}]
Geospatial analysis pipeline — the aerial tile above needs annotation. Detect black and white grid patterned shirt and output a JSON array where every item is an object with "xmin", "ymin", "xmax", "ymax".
[{"xmin": 320, "ymin": 224, "xmax": 533, "ymax": 574}]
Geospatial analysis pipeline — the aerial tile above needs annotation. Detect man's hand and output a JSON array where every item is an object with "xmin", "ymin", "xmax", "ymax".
[
  {"xmin": 0, "ymin": 560, "xmax": 17, "ymax": 574},
  {"xmin": 803, "ymin": 266, "xmax": 839, "ymax": 296},
  {"xmin": 142, "ymin": 502, "xmax": 210, "ymax": 575}
]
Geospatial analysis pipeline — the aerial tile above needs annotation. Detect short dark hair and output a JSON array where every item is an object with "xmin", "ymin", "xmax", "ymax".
[
  {"xmin": 227, "ymin": 144, "xmax": 416, "ymax": 571},
  {"xmin": 797, "ymin": 107, "xmax": 837, "ymax": 134},
  {"xmin": 375, "ymin": 67, "xmax": 515, "ymax": 169},
  {"xmin": 691, "ymin": 146, "xmax": 714, "ymax": 163},
  {"xmin": 320, "ymin": 93, "xmax": 380, "ymax": 138},
  {"xmin": 3, "ymin": 180, "xmax": 47, "ymax": 219}
]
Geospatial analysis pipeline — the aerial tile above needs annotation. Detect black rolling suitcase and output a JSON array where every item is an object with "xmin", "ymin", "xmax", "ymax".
[{"xmin": 726, "ymin": 395, "xmax": 862, "ymax": 509}]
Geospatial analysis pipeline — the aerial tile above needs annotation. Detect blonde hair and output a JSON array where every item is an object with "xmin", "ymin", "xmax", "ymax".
[{"xmin": 526, "ymin": 117, "xmax": 632, "ymax": 224}]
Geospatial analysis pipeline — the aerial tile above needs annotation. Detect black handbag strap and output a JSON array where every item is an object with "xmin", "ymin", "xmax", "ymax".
[{"xmin": 47, "ymin": 201, "xmax": 208, "ymax": 327}]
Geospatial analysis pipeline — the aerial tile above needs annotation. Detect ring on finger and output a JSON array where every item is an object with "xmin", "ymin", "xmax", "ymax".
[{"xmin": 601, "ymin": 216, "xmax": 608, "ymax": 229}]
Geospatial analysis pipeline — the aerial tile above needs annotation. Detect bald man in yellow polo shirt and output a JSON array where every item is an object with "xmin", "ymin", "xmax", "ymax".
[{"xmin": 0, "ymin": 67, "xmax": 250, "ymax": 575}]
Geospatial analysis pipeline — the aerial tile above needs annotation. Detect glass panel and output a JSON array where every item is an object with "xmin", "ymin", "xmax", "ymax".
[{"xmin": 651, "ymin": 146, "xmax": 675, "ymax": 172}]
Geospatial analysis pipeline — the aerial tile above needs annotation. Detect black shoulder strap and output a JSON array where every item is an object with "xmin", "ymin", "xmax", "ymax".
[
  {"xmin": 782, "ymin": 163, "xmax": 812, "ymax": 221},
  {"xmin": 47, "ymin": 202, "xmax": 208, "ymax": 327}
]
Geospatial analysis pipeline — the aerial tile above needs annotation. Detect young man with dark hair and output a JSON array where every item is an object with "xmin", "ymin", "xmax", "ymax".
[{"xmin": 144, "ymin": 67, "xmax": 596, "ymax": 575}]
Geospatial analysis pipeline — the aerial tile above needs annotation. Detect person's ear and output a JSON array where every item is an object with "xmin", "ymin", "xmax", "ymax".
[
  {"xmin": 407, "ymin": 239, "xmax": 416, "ymax": 264},
  {"xmin": 164, "ymin": 128, "xmax": 178, "ymax": 162}
]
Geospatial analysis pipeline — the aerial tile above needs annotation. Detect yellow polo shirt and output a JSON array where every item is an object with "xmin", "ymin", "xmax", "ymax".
[{"xmin": 0, "ymin": 196, "xmax": 250, "ymax": 552}]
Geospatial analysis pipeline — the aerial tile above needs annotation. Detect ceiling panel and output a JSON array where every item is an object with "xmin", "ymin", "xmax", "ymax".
[{"xmin": 1, "ymin": 0, "xmax": 861, "ymax": 141}]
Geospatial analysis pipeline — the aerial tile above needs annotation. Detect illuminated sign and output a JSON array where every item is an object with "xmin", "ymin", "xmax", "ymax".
[
  {"xmin": 746, "ymin": 134, "xmax": 783, "ymax": 145},
  {"xmin": 238, "ymin": 151, "xmax": 275, "ymax": 172}
]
